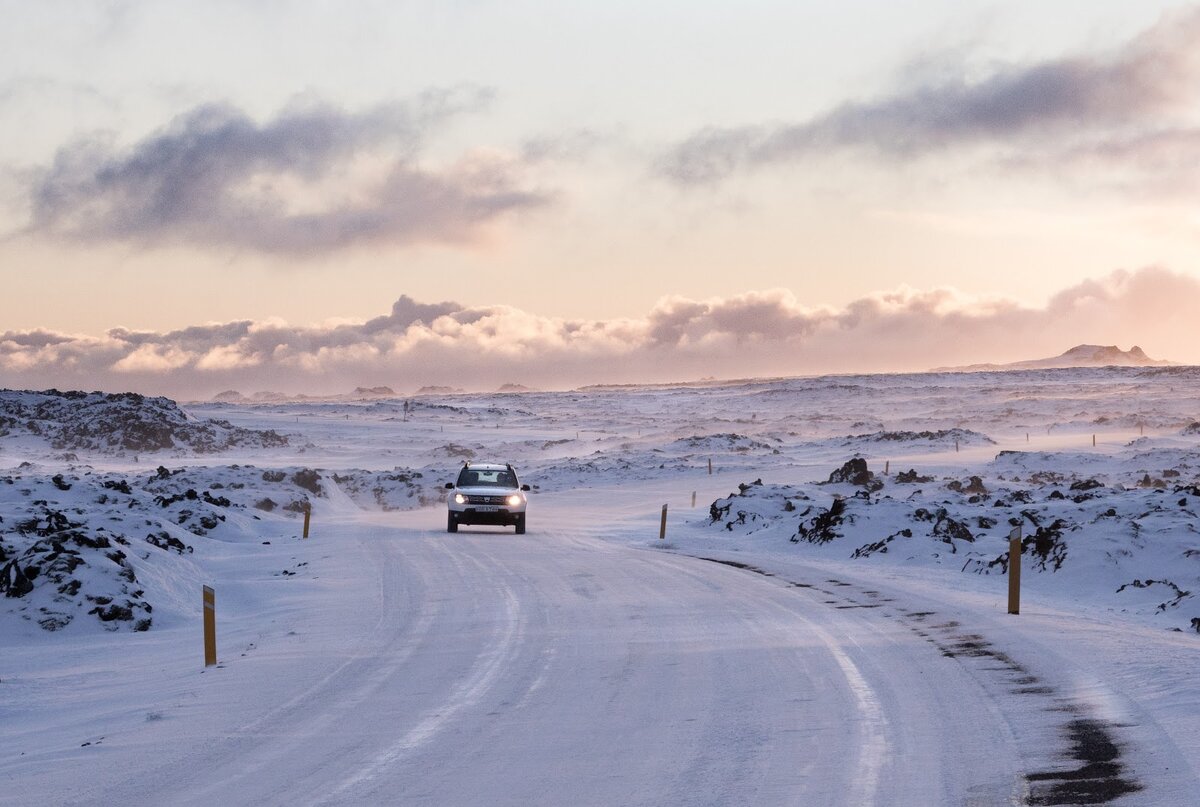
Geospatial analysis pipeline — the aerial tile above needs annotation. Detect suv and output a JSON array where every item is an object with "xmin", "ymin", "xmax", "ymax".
[{"xmin": 445, "ymin": 462, "xmax": 530, "ymax": 534}]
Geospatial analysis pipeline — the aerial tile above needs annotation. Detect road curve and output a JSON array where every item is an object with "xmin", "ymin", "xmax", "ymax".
[{"xmin": 79, "ymin": 514, "xmax": 1028, "ymax": 806}]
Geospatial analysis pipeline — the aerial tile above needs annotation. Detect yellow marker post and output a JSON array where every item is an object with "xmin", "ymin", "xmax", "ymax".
[
  {"xmin": 659, "ymin": 504, "xmax": 668, "ymax": 540},
  {"xmin": 203, "ymin": 585, "xmax": 217, "ymax": 667},
  {"xmin": 1007, "ymin": 526, "xmax": 1022, "ymax": 616},
  {"xmin": 1092, "ymin": 434, "xmax": 1097, "ymax": 447},
  {"xmin": 303, "ymin": 503, "xmax": 311, "ymax": 539}
]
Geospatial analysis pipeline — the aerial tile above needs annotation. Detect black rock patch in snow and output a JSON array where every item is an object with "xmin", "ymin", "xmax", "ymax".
[
  {"xmin": 0, "ymin": 389, "xmax": 288, "ymax": 454},
  {"xmin": 851, "ymin": 528, "xmax": 913, "ymax": 558},
  {"xmin": 0, "ymin": 506, "xmax": 151, "ymax": 631},
  {"xmin": 825, "ymin": 458, "xmax": 880, "ymax": 489},
  {"xmin": 793, "ymin": 498, "xmax": 849, "ymax": 544},
  {"xmin": 331, "ymin": 469, "xmax": 432, "ymax": 510},
  {"xmin": 930, "ymin": 510, "xmax": 975, "ymax": 551},
  {"xmin": 1114, "ymin": 579, "xmax": 1191, "ymax": 612},
  {"xmin": 1025, "ymin": 520, "xmax": 1071, "ymax": 572},
  {"xmin": 895, "ymin": 469, "xmax": 934, "ymax": 483},
  {"xmin": 947, "ymin": 476, "xmax": 988, "ymax": 495},
  {"xmin": 849, "ymin": 428, "xmax": 995, "ymax": 445},
  {"xmin": 290, "ymin": 469, "xmax": 324, "ymax": 496},
  {"xmin": 145, "ymin": 531, "xmax": 192, "ymax": 554}
]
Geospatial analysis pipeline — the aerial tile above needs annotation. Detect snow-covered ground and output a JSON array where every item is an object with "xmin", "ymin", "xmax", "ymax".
[{"xmin": 2, "ymin": 367, "xmax": 1199, "ymax": 805}]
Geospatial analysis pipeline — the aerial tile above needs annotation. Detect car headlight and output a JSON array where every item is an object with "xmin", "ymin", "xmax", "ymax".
[
  {"xmin": 506, "ymin": 494, "xmax": 522, "ymax": 507},
  {"xmin": 454, "ymin": 492, "xmax": 467, "ymax": 505}
]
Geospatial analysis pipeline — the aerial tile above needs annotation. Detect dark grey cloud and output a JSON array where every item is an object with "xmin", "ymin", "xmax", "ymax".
[
  {"xmin": 25, "ymin": 88, "xmax": 551, "ymax": 253},
  {"xmin": 661, "ymin": 9, "xmax": 1200, "ymax": 184},
  {"xmin": 999, "ymin": 126, "xmax": 1200, "ymax": 196},
  {"xmin": 1, "ymin": 268, "xmax": 1193, "ymax": 397}
]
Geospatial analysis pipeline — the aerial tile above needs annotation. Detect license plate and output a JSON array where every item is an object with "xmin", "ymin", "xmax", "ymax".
[{"xmin": 474, "ymin": 505, "xmax": 498, "ymax": 512}]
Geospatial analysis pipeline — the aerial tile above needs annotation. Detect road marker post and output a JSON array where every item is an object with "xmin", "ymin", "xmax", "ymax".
[
  {"xmin": 707, "ymin": 458, "xmax": 712, "ymax": 475},
  {"xmin": 1092, "ymin": 433, "xmax": 1097, "ymax": 447},
  {"xmin": 1008, "ymin": 526, "xmax": 1022, "ymax": 615},
  {"xmin": 691, "ymin": 491, "xmax": 696, "ymax": 508},
  {"xmin": 659, "ymin": 504, "xmax": 668, "ymax": 540},
  {"xmin": 302, "ymin": 503, "xmax": 311, "ymax": 539},
  {"xmin": 203, "ymin": 585, "xmax": 217, "ymax": 667},
  {"xmin": 884, "ymin": 460, "xmax": 889, "ymax": 475},
  {"xmin": 955, "ymin": 438, "xmax": 959, "ymax": 453}
]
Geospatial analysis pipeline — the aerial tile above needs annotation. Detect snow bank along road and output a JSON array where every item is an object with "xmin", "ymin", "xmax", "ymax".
[{"xmin": 5, "ymin": 500, "xmax": 1191, "ymax": 806}]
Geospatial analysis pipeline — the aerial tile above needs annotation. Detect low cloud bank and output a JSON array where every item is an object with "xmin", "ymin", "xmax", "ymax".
[
  {"xmin": 661, "ymin": 8, "xmax": 1200, "ymax": 186},
  {"xmin": 0, "ymin": 267, "xmax": 1194, "ymax": 398}
]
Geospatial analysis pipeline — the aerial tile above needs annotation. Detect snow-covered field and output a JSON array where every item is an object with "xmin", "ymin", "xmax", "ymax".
[{"xmin": 3, "ymin": 367, "xmax": 1199, "ymax": 805}]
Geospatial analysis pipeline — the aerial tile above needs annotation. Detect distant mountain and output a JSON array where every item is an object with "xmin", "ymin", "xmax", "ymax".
[
  {"xmin": 212, "ymin": 389, "xmax": 247, "ymax": 402},
  {"xmin": 496, "ymin": 383, "xmax": 537, "ymax": 393},
  {"xmin": 936, "ymin": 344, "xmax": 1171, "ymax": 372}
]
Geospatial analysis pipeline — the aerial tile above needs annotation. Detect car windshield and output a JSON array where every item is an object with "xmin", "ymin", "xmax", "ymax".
[{"xmin": 457, "ymin": 468, "xmax": 518, "ymax": 488}]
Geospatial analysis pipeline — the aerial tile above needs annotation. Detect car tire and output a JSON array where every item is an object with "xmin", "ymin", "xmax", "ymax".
[
  {"xmin": 447, "ymin": 512, "xmax": 458, "ymax": 533},
  {"xmin": 514, "ymin": 514, "xmax": 526, "ymax": 535}
]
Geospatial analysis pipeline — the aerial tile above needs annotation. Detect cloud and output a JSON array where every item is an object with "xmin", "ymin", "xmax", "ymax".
[
  {"xmin": 24, "ymin": 89, "xmax": 551, "ymax": 253},
  {"xmin": 660, "ymin": 9, "xmax": 1200, "ymax": 185},
  {"xmin": 0, "ymin": 269, "xmax": 1196, "ymax": 398}
]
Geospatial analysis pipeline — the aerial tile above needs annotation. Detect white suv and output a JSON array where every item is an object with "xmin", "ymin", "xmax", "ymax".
[{"xmin": 445, "ymin": 462, "xmax": 530, "ymax": 534}]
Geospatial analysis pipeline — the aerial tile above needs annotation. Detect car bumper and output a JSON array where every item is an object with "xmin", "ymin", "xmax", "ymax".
[{"xmin": 452, "ymin": 508, "xmax": 523, "ymax": 526}]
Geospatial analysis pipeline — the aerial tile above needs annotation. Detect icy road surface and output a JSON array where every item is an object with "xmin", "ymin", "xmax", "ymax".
[{"xmin": 11, "ymin": 486, "xmax": 1192, "ymax": 807}]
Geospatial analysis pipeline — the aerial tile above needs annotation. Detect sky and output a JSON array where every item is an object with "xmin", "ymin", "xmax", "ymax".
[{"xmin": 2, "ymin": 1, "xmax": 1200, "ymax": 396}]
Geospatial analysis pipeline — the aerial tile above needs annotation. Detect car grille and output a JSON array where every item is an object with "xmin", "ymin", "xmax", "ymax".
[{"xmin": 467, "ymin": 494, "xmax": 511, "ymax": 505}]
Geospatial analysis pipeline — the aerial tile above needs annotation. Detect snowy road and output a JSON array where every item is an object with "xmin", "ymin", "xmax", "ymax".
[
  {"xmin": 11, "ymin": 476, "xmax": 1195, "ymax": 806},
  {"xmin": 6, "ymin": 505, "xmax": 1063, "ymax": 806}
]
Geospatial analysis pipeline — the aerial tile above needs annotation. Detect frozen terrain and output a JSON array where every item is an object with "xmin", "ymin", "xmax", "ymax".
[{"xmin": 3, "ymin": 366, "xmax": 1200, "ymax": 805}]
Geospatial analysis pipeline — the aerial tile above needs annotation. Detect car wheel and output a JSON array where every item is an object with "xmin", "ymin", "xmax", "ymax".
[
  {"xmin": 447, "ymin": 512, "xmax": 458, "ymax": 533},
  {"xmin": 514, "ymin": 514, "xmax": 525, "ymax": 535}
]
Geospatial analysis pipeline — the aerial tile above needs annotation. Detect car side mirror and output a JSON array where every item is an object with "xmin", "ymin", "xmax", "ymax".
[
  {"xmin": 445, "ymin": 482, "xmax": 454, "ymax": 489},
  {"xmin": 521, "ymin": 484, "xmax": 530, "ymax": 491}
]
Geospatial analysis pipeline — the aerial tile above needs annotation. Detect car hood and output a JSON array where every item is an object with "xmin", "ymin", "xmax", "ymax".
[{"xmin": 455, "ymin": 486, "xmax": 521, "ymax": 496}]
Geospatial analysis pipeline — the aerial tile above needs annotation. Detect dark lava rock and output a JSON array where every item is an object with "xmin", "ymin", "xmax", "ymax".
[
  {"xmin": 0, "ymin": 389, "xmax": 289, "ymax": 455},
  {"xmin": 290, "ymin": 469, "xmax": 323, "ymax": 496},
  {"xmin": 793, "ymin": 498, "xmax": 848, "ymax": 544},
  {"xmin": 146, "ymin": 531, "xmax": 192, "ymax": 554},
  {"xmin": 826, "ymin": 458, "xmax": 881, "ymax": 491},
  {"xmin": 931, "ymin": 509, "xmax": 975, "ymax": 550},
  {"xmin": 947, "ymin": 476, "xmax": 988, "ymax": 495},
  {"xmin": 851, "ymin": 528, "xmax": 912, "ymax": 558}
]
